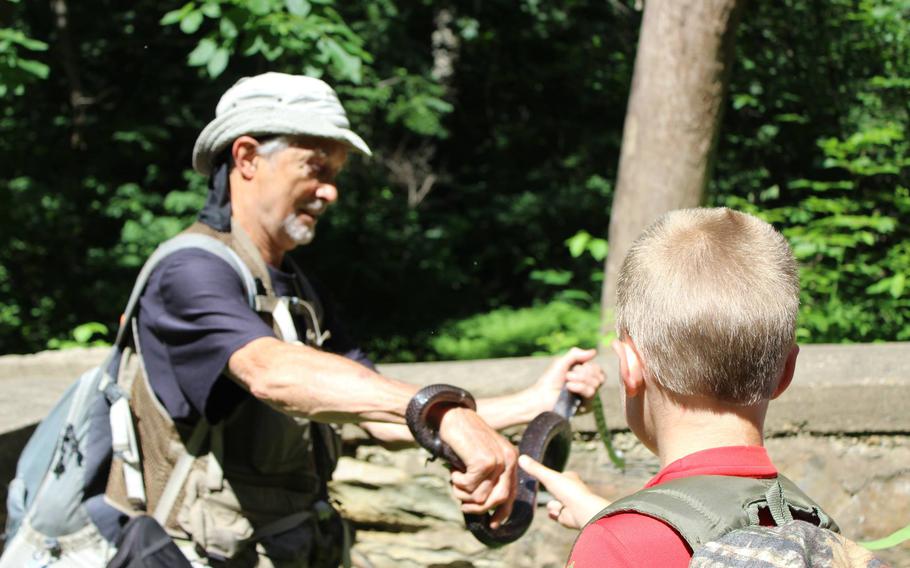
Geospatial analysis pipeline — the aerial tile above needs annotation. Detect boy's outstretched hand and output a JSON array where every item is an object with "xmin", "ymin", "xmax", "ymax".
[{"xmin": 518, "ymin": 455, "xmax": 609, "ymax": 530}]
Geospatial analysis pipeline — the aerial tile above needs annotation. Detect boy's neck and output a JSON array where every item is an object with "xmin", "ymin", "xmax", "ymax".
[{"xmin": 652, "ymin": 395, "xmax": 768, "ymax": 469}]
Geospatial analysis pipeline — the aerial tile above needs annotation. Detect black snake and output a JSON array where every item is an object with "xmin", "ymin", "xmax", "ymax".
[{"xmin": 405, "ymin": 384, "xmax": 581, "ymax": 547}]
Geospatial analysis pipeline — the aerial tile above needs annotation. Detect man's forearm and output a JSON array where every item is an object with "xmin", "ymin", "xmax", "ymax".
[
  {"xmin": 360, "ymin": 386, "xmax": 544, "ymax": 444},
  {"xmin": 227, "ymin": 336, "xmax": 418, "ymax": 423}
]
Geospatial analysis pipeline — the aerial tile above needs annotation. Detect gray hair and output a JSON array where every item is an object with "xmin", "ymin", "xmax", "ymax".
[{"xmin": 255, "ymin": 136, "xmax": 293, "ymax": 159}]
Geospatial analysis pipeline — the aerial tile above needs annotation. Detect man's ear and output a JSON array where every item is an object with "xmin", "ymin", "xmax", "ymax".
[
  {"xmin": 232, "ymin": 136, "xmax": 260, "ymax": 180},
  {"xmin": 771, "ymin": 344, "xmax": 799, "ymax": 400},
  {"xmin": 612, "ymin": 338, "xmax": 645, "ymax": 397}
]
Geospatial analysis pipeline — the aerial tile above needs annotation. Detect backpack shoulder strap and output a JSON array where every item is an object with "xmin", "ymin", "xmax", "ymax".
[
  {"xmin": 585, "ymin": 475, "xmax": 835, "ymax": 550},
  {"xmin": 112, "ymin": 233, "xmax": 257, "ymax": 349}
]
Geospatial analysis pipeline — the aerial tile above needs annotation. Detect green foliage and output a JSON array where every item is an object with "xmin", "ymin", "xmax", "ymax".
[
  {"xmin": 431, "ymin": 227, "xmax": 607, "ymax": 361},
  {"xmin": 0, "ymin": 27, "xmax": 49, "ymax": 97},
  {"xmin": 47, "ymin": 322, "xmax": 110, "ymax": 349},
  {"xmin": 723, "ymin": 122, "xmax": 910, "ymax": 342},
  {"xmin": 161, "ymin": 0, "xmax": 370, "ymax": 81},
  {"xmin": 2, "ymin": 0, "xmax": 908, "ymax": 360},
  {"xmin": 431, "ymin": 300, "xmax": 599, "ymax": 360},
  {"xmin": 714, "ymin": 0, "xmax": 910, "ymax": 344}
]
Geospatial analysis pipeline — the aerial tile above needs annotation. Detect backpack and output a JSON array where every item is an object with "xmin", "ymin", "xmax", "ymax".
[
  {"xmin": 587, "ymin": 474, "xmax": 888, "ymax": 568},
  {"xmin": 690, "ymin": 519, "xmax": 887, "ymax": 567},
  {"xmin": 3, "ymin": 234, "xmax": 257, "ymax": 554}
]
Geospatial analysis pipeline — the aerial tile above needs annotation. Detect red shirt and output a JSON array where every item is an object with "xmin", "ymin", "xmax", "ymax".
[{"xmin": 567, "ymin": 446, "xmax": 778, "ymax": 567}]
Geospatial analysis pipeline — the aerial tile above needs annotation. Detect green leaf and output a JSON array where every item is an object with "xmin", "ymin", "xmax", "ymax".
[
  {"xmin": 219, "ymin": 17, "xmax": 238, "ymax": 39},
  {"xmin": 890, "ymin": 273, "xmax": 906, "ymax": 299},
  {"xmin": 188, "ymin": 38, "xmax": 217, "ymax": 66},
  {"xmin": 529, "ymin": 269, "xmax": 573, "ymax": 286},
  {"xmin": 866, "ymin": 278, "xmax": 893, "ymax": 295},
  {"xmin": 180, "ymin": 10, "xmax": 204, "ymax": 34},
  {"xmin": 285, "ymin": 0, "xmax": 311, "ymax": 17},
  {"xmin": 207, "ymin": 47, "xmax": 229, "ymax": 77},
  {"xmin": 16, "ymin": 59, "xmax": 49, "ymax": 79},
  {"xmin": 588, "ymin": 239, "xmax": 609, "ymax": 261},
  {"xmin": 8, "ymin": 33, "xmax": 48, "ymax": 51},
  {"xmin": 321, "ymin": 37, "xmax": 362, "ymax": 83},
  {"xmin": 161, "ymin": 3, "xmax": 194, "ymax": 25},
  {"xmin": 247, "ymin": 0, "xmax": 272, "ymax": 16},
  {"xmin": 200, "ymin": 2, "xmax": 221, "ymax": 18},
  {"xmin": 566, "ymin": 231, "xmax": 591, "ymax": 258},
  {"xmin": 72, "ymin": 322, "xmax": 108, "ymax": 344}
]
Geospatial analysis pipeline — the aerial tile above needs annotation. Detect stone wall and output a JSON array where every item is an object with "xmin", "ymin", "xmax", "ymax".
[
  {"xmin": 335, "ymin": 434, "xmax": 910, "ymax": 568},
  {"xmin": 1, "ymin": 345, "xmax": 908, "ymax": 566}
]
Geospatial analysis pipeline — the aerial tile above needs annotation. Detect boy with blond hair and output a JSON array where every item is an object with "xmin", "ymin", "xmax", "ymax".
[{"xmin": 521, "ymin": 207, "xmax": 842, "ymax": 566}]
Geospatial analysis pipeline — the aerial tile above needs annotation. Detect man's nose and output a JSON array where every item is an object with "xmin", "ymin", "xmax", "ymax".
[{"xmin": 316, "ymin": 182, "xmax": 338, "ymax": 205}]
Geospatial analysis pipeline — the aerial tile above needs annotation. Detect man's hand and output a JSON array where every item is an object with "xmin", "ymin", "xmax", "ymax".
[
  {"xmin": 518, "ymin": 455, "xmax": 608, "ymax": 529},
  {"xmin": 529, "ymin": 347, "xmax": 605, "ymax": 417},
  {"xmin": 437, "ymin": 407, "xmax": 519, "ymax": 528}
]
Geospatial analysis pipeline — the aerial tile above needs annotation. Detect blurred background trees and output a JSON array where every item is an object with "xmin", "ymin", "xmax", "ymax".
[{"xmin": 1, "ymin": 0, "xmax": 908, "ymax": 360}]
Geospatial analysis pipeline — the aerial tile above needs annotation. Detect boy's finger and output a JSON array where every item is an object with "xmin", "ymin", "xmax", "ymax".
[{"xmin": 518, "ymin": 454, "xmax": 560, "ymax": 486}]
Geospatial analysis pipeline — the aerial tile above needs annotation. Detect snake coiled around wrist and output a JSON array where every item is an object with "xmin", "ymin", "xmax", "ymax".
[{"xmin": 406, "ymin": 384, "xmax": 579, "ymax": 547}]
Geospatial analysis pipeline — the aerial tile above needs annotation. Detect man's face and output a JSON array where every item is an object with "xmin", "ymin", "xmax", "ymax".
[{"xmin": 252, "ymin": 137, "xmax": 348, "ymax": 252}]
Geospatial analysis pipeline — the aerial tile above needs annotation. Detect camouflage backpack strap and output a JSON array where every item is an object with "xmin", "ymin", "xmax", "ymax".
[{"xmin": 585, "ymin": 475, "xmax": 837, "ymax": 550}]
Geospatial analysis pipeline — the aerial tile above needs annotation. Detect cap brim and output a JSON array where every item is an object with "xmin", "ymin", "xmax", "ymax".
[{"xmin": 193, "ymin": 106, "xmax": 372, "ymax": 176}]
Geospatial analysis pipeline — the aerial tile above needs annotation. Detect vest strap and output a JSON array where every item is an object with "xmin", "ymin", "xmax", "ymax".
[
  {"xmin": 765, "ymin": 479, "xmax": 794, "ymax": 525},
  {"xmin": 153, "ymin": 419, "xmax": 210, "ymax": 525}
]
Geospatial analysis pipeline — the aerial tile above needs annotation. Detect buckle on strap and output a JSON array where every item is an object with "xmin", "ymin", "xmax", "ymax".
[{"xmin": 256, "ymin": 295, "xmax": 332, "ymax": 347}]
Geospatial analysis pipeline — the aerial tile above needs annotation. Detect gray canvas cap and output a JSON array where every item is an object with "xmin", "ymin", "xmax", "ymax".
[{"xmin": 192, "ymin": 72, "xmax": 372, "ymax": 175}]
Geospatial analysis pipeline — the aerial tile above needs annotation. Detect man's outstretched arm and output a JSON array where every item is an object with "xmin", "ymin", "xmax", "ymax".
[{"xmin": 227, "ymin": 336, "xmax": 518, "ymax": 523}]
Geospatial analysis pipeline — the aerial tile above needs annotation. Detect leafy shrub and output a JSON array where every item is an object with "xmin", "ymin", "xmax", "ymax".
[
  {"xmin": 723, "ymin": 122, "xmax": 910, "ymax": 342},
  {"xmin": 430, "ymin": 299, "xmax": 599, "ymax": 360}
]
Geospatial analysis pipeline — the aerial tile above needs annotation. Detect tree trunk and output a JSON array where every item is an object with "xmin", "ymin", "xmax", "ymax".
[
  {"xmin": 50, "ymin": 0, "xmax": 87, "ymax": 149},
  {"xmin": 600, "ymin": 0, "xmax": 746, "ymax": 334}
]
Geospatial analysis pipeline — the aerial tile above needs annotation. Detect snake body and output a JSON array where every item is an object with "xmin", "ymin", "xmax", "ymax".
[{"xmin": 406, "ymin": 384, "xmax": 580, "ymax": 547}]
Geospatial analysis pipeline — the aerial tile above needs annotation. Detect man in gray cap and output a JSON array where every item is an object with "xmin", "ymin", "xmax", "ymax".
[{"xmin": 1, "ymin": 72, "xmax": 605, "ymax": 568}]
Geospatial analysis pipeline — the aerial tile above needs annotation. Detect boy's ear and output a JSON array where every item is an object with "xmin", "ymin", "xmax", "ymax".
[
  {"xmin": 612, "ymin": 338, "xmax": 645, "ymax": 397},
  {"xmin": 771, "ymin": 344, "xmax": 799, "ymax": 400}
]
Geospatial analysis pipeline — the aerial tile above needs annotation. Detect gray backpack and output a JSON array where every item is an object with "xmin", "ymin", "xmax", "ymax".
[{"xmin": 3, "ymin": 235, "xmax": 256, "ymax": 552}]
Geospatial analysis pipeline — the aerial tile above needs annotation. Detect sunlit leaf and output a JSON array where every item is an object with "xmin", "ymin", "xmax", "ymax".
[
  {"xmin": 207, "ymin": 47, "xmax": 229, "ymax": 77},
  {"xmin": 179, "ymin": 10, "xmax": 204, "ymax": 34},
  {"xmin": 188, "ymin": 38, "xmax": 217, "ymax": 66},
  {"xmin": 285, "ymin": 0, "xmax": 311, "ymax": 17}
]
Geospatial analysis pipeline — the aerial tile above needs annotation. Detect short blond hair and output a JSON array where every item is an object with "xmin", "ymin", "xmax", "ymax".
[{"xmin": 616, "ymin": 208, "xmax": 799, "ymax": 405}]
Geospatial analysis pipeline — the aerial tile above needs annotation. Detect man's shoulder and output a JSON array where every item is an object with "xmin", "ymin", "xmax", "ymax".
[{"xmin": 145, "ymin": 247, "xmax": 245, "ymax": 293}]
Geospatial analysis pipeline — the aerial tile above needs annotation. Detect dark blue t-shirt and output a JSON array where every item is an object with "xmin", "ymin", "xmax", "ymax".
[{"xmin": 136, "ymin": 248, "xmax": 373, "ymax": 424}]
